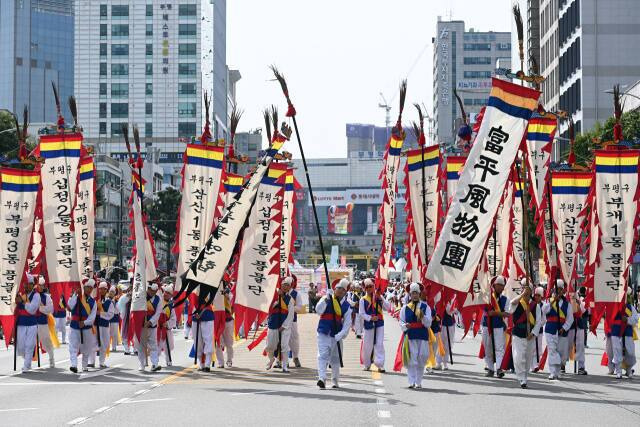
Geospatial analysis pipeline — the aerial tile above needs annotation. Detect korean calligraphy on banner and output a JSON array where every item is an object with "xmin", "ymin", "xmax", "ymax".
[
  {"xmin": 174, "ymin": 144, "xmax": 225, "ymax": 293},
  {"xmin": 503, "ymin": 178, "xmax": 527, "ymax": 301},
  {"xmin": 0, "ymin": 168, "xmax": 39, "ymax": 337},
  {"xmin": 279, "ymin": 168, "xmax": 299, "ymax": 278},
  {"xmin": 36, "ymin": 133, "xmax": 82, "ymax": 296},
  {"xmin": 235, "ymin": 163, "xmax": 286, "ymax": 332},
  {"xmin": 375, "ymin": 133, "xmax": 405, "ymax": 291},
  {"xmin": 404, "ymin": 146, "xmax": 442, "ymax": 281},
  {"xmin": 551, "ymin": 171, "xmax": 592, "ymax": 287},
  {"xmin": 426, "ymin": 78, "xmax": 540, "ymax": 295},
  {"xmin": 445, "ymin": 156, "xmax": 466, "ymax": 209},
  {"xmin": 224, "ymin": 172, "xmax": 243, "ymax": 210},
  {"xmin": 592, "ymin": 150, "xmax": 640, "ymax": 309},
  {"xmin": 28, "ymin": 217, "xmax": 43, "ymax": 274},
  {"xmin": 74, "ymin": 156, "xmax": 96, "ymax": 280}
]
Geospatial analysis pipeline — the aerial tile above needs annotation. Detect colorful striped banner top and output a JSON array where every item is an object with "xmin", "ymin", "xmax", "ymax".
[
  {"xmin": 261, "ymin": 162, "xmax": 287, "ymax": 185},
  {"xmin": 38, "ymin": 134, "xmax": 82, "ymax": 159},
  {"xmin": 186, "ymin": 144, "xmax": 224, "ymax": 169},
  {"xmin": 487, "ymin": 78, "xmax": 540, "ymax": 121},
  {"xmin": 388, "ymin": 135, "xmax": 404, "ymax": 156},
  {"xmin": 446, "ymin": 156, "xmax": 466, "ymax": 180},
  {"xmin": 0, "ymin": 168, "xmax": 40, "ymax": 192},
  {"xmin": 407, "ymin": 146, "xmax": 439, "ymax": 171},
  {"xmin": 224, "ymin": 173, "xmax": 243, "ymax": 194},
  {"xmin": 551, "ymin": 171, "xmax": 592, "ymax": 195},
  {"xmin": 79, "ymin": 157, "xmax": 95, "ymax": 181},
  {"xmin": 527, "ymin": 114, "xmax": 557, "ymax": 143},
  {"xmin": 595, "ymin": 150, "xmax": 640, "ymax": 174}
]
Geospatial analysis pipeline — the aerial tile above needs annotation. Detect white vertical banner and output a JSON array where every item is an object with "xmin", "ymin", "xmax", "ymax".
[
  {"xmin": 130, "ymin": 170, "xmax": 148, "ymax": 314},
  {"xmin": 279, "ymin": 167, "xmax": 296, "ymax": 277},
  {"xmin": 426, "ymin": 78, "xmax": 540, "ymax": 294},
  {"xmin": 592, "ymin": 150, "xmax": 639, "ymax": 308},
  {"xmin": 487, "ymin": 181, "xmax": 513, "ymax": 276},
  {"xmin": 74, "ymin": 155, "xmax": 96, "ymax": 280},
  {"xmin": 28, "ymin": 217, "xmax": 43, "ymax": 274},
  {"xmin": 445, "ymin": 156, "xmax": 466, "ymax": 209}
]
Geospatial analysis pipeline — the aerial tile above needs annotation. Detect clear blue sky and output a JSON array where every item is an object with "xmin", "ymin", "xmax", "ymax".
[{"xmin": 228, "ymin": 0, "xmax": 511, "ymax": 158}]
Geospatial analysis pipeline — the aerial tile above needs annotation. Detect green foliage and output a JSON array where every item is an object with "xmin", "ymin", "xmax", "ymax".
[
  {"xmin": 0, "ymin": 110, "xmax": 18, "ymax": 157},
  {"xmin": 146, "ymin": 187, "xmax": 181, "ymax": 248}
]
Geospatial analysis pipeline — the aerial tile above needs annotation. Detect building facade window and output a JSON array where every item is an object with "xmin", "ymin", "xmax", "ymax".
[
  {"xmin": 111, "ymin": 63, "xmax": 128, "ymax": 76},
  {"xmin": 111, "ymin": 123, "xmax": 126, "ymax": 136},
  {"xmin": 178, "ymin": 24, "xmax": 197, "ymax": 38},
  {"xmin": 100, "ymin": 24, "xmax": 107, "ymax": 39},
  {"xmin": 145, "ymin": 64, "xmax": 153, "ymax": 76},
  {"xmin": 495, "ymin": 42, "xmax": 511, "ymax": 51},
  {"xmin": 178, "ymin": 63, "xmax": 196, "ymax": 76},
  {"xmin": 99, "ymin": 63, "xmax": 107, "ymax": 76},
  {"xmin": 463, "ymin": 43, "xmax": 491, "ymax": 51},
  {"xmin": 99, "ymin": 83, "xmax": 107, "ymax": 96},
  {"xmin": 178, "ymin": 83, "xmax": 196, "ymax": 95},
  {"xmin": 146, "ymin": 4, "xmax": 153, "ymax": 17},
  {"xmin": 463, "ymin": 70, "xmax": 492, "ymax": 78},
  {"xmin": 111, "ymin": 103, "xmax": 128, "ymax": 119},
  {"xmin": 145, "ymin": 123, "xmax": 153, "ymax": 137},
  {"xmin": 145, "ymin": 103, "xmax": 153, "ymax": 115},
  {"xmin": 99, "ymin": 102, "xmax": 107, "ymax": 118},
  {"xmin": 112, "ymin": 24, "xmax": 129, "ymax": 37},
  {"xmin": 463, "ymin": 57, "xmax": 491, "ymax": 65},
  {"xmin": 100, "ymin": 4, "xmax": 107, "ymax": 19},
  {"xmin": 178, "ymin": 102, "xmax": 196, "ymax": 117},
  {"xmin": 146, "ymin": 24, "xmax": 153, "ymax": 37},
  {"xmin": 178, "ymin": 4, "xmax": 197, "ymax": 16},
  {"xmin": 178, "ymin": 43, "xmax": 197, "ymax": 56},
  {"xmin": 111, "ymin": 83, "xmax": 128, "ymax": 98},
  {"xmin": 146, "ymin": 44, "xmax": 153, "ymax": 56},
  {"xmin": 145, "ymin": 83, "xmax": 153, "ymax": 96},
  {"xmin": 178, "ymin": 122, "xmax": 197, "ymax": 138},
  {"xmin": 111, "ymin": 44, "xmax": 129, "ymax": 56},
  {"xmin": 111, "ymin": 5, "xmax": 129, "ymax": 18},
  {"xmin": 100, "ymin": 43, "xmax": 107, "ymax": 57},
  {"xmin": 99, "ymin": 122, "xmax": 107, "ymax": 134}
]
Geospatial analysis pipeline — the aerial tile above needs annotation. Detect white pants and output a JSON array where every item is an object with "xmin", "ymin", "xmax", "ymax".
[
  {"xmin": 184, "ymin": 322, "xmax": 191, "ymax": 339},
  {"xmin": 407, "ymin": 339, "xmax": 429, "ymax": 387},
  {"xmin": 137, "ymin": 327, "xmax": 159, "ymax": 369},
  {"xmin": 289, "ymin": 321, "xmax": 300, "ymax": 359},
  {"xmin": 545, "ymin": 332, "xmax": 568, "ymax": 376},
  {"xmin": 69, "ymin": 328, "xmax": 94, "ymax": 369},
  {"xmin": 317, "ymin": 332, "xmax": 342, "ymax": 384},
  {"xmin": 482, "ymin": 326, "xmax": 505, "ymax": 371},
  {"xmin": 265, "ymin": 327, "xmax": 291, "ymax": 368},
  {"xmin": 109, "ymin": 322, "xmax": 119, "ymax": 350},
  {"xmin": 16, "ymin": 325, "xmax": 37, "ymax": 370},
  {"xmin": 37, "ymin": 323, "xmax": 55, "ymax": 365},
  {"xmin": 159, "ymin": 328, "xmax": 174, "ymax": 364},
  {"xmin": 55, "ymin": 317, "xmax": 67, "ymax": 343},
  {"xmin": 354, "ymin": 314, "xmax": 364, "ymax": 336},
  {"xmin": 605, "ymin": 336, "xmax": 614, "ymax": 373},
  {"xmin": 512, "ymin": 335, "xmax": 534, "ymax": 383},
  {"xmin": 362, "ymin": 326, "xmax": 385, "ymax": 369},
  {"xmin": 437, "ymin": 325, "xmax": 455, "ymax": 367},
  {"xmin": 194, "ymin": 320, "xmax": 213, "ymax": 368},
  {"xmin": 97, "ymin": 326, "xmax": 110, "ymax": 365},
  {"xmin": 611, "ymin": 335, "xmax": 637, "ymax": 375},
  {"xmin": 567, "ymin": 328, "xmax": 586, "ymax": 369},
  {"xmin": 215, "ymin": 320, "xmax": 234, "ymax": 364},
  {"xmin": 530, "ymin": 332, "xmax": 543, "ymax": 370}
]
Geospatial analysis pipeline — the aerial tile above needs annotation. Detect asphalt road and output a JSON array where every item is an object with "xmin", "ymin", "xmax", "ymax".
[{"xmin": 0, "ymin": 314, "xmax": 638, "ymax": 426}]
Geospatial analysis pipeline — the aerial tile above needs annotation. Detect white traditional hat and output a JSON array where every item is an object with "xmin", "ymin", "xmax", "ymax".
[
  {"xmin": 109, "ymin": 286, "xmax": 117, "ymax": 294},
  {"xmin": 335, "ymin": 278, "xmax": 349, "ymax": 290},
  {"xmin": 148, "ymin": 283, "xmax": 158, "ymax": 291},
  {"xmin": 535, "ymin": 287, "xmax": 545, "ymax": 297},
  {"xmin": 84, "ymin": 278, "xmax": 95, "ymax": 288},
  {"xmin": 556, "ymin": 279, "xmax": 565, "ymax": 289},
  {"xmin": 492, "ymin": 275, "xmax": 506, "ymax": 286},
  {"xmin": 163, "ymin": 285, "xmax": 174, "ymax": 294},
  {"xmin": 38, "ymin": 277, "xmax": 45, "ymax": 286},
  {"xmin": 98, "ymin": 281, "xmax": 108, "ymax": 289},
  {"xmin": 363, "ymin": 278, "xmax": 374, "ymax": 287},
  {"xmin": 409, "ymin": 282, "xmax": 421, "ymax": 294},
  {"xmin": 282, "ymin": 276, "xmax": 293, "ymax": 285}
]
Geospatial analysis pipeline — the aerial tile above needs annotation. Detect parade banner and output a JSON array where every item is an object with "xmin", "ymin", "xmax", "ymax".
[
  {"xmin": 375, "ymin": 132, "xmax": 405, "ymax": 291},
  {"xmin": 0, "ymin": 168, "xmax": 39, "ymax": 341},
  {"xmin": 592, "ymin": 150, "xmax": 640, "ymax": 316},
  {"xmin": 224, "ymin": 172, "xmax": 243, "ymax": 209},
  {"xmin": 510, "ymin": 176, "xmax": 526, "ymax": 277},
  {"xmin": 446, "ymin": 156, "xmax": 466, "ymax": 208},
  {"xmin": 406, "ymin": 221, "xmax": 420, "ymax": 283},
  {"xmin": 178, "ymin": 137, "xmax": 285, "ymax": 305},
  {"xmin": 279, "ymin": 168, "xmax": 299, "ymax": 278},
  {"xmin": 74, "ymin": 156, "xmax": 96, "ymax": 280},
  {"xmin": 551, "ymin": 171, "xmax": 592, "ymax": 287},
  {"xmin": 235, "ymin": 162, "xmax": 286, "ymax": 334},
  {"xmin": 173, "ymin": 144, "xmax": 225, "ymax": 292},
  {"xmin": 460, "ymin": 256, "xmax": 491, "ymax": 337},
  {"xmin": 426, "ymin": 78, "xmax": 540, "ymax": 297},
  {"xmin": 404, "ymin": 146, "xmax": 442, "ymax": 280},
  {"xmin": 28, "ymin": 217, "xmax": 43, "ymax": 274},
  {"xmin": 487, "ymin": 180, "xmax": 513, "ymax": 277},
  {"xmin": 36, "ymin": 133, "xmax": 82, "ymax": 297}
]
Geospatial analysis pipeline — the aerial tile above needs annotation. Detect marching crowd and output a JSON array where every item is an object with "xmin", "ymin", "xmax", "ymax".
[{"xmin": 6, "ymin": 272, "xmax": 639, "ymax": 392}]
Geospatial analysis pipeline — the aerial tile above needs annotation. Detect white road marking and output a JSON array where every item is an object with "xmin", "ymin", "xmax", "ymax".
[
  {"xmin": 374, "ymin": 380, "xmax": 384, "ymax": 386},
  {"xmin": 377, "ymin": 397, "xmax": 388, "ymax": 405},
  {"xmin": 231, "ymin": 390, "xmax": 272, "ymax": 396},
  {"xmin": 93, "ymin": 406, "xmax": 111, "ymax": 413},
  {"xmin": 114, "ymin": 398, "xmax": 130, "ymax": 404},
  {"xmin": 374, "ymin": 388, "xmax": 387, "ymax": 394},
  {"xmin": 0, "ymin": 407, "xmax": 38, "ymax": 412},
  {"xmin": 78, "ymin": 364, "xmax": 123, "ymax": 380},
  {"xmin": 122, "ymin": 398, "xmax": 174, "ymax": 404},
  {"xmin": 134, "ymin": 389, "xmax": 149, "ymax": 395},
  {"xmin": 0, "ymin": 381, "xmax": 154, "ymax": 386},
  {"xmin": 67, "ymin": 417, "xmax": 88, "ymax": 425},
  {"xmin": 377, "ymin": 410, "xmax": 391, "ymax": 418}
]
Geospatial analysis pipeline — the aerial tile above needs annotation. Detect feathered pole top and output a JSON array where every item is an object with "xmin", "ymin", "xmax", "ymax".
[
  {"xmin": 271, "ymin": 66, "xmax": 296, "ymax": 118},
  {"xmin": 201, "ymin": 92, "xmax": 212, "ymax": 145},
  {"xmin": 392, "ymin": 80, "xmax": 408, "ymax": 140},
  {"xmin": 412, "ymin": 103, "xmax": 426, "ymax": 147},
  {"xmin": 227, "ymin": 106, "xmax": 242, "ymax": 160},
  {"xmin": 454, "ymin": 89, "xmax": 472, "ymax": 151},
  {"xmin": 51, "ymin": 81, "xmax": 65, "ymax": 131},
  {"xmin": 567, "ymin": 118, "xmax": 576, "ymax": 166},
  {"xmin": 613, "ymin": 84, "xmax": 624, "ymax": 143}
]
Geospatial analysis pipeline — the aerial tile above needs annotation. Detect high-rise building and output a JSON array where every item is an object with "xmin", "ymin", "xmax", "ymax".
[
  {"xmin": 234, "ymin": 129, "xmax": 263, "ymax": 176},
  {"xmin": 539, "ymin": 0, "xmax": 560, "ymax": 111},
  {"xmin": 346, "ymin": 124, "xmax": 418, "ymax": 159},
  {"xmin": 0, "ymin": 0, "xmax": 74, "ymax": 123},
  {"xmin": 511, "ymin": 0, "xmax": 542, "ymax": 76},
  {"xmin": 74, "ymin": 0, "xmax": 227, "ymax": 170},
  {"xmin": 432, "ymin": 18, "xmax": 511, "ymax": 147}
]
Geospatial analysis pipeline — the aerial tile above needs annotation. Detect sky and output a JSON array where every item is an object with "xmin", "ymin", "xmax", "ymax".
[{"xmin": 227, "ymin": 0, "xmax": 512, "ymax": 158}]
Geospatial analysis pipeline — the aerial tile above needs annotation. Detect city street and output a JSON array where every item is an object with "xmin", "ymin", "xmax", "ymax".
[{"xmin": 1, "ymin": 314, "xmax": 638, "ymax": 426}]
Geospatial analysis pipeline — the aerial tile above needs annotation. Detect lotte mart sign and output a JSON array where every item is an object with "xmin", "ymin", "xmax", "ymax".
[{"xmin": 309, "ymin": 188, "xmax": 406, "ymax": 207}]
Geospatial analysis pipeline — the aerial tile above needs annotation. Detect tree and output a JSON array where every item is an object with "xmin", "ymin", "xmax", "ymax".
[
  {"xmin": 0, "ymin": 110, "xmax": 18, "ymax": 158},
  {"xmin": 146, "ymin": 187, "xmax": 182, "ymax": 271}
]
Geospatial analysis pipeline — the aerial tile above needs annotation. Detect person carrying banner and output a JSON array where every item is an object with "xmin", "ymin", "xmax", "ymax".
[
  {"xmin": 158, "ymin": 285, "xmax": 176, "ymax": 367},
  {"xmin": 35, "ymin": 277, "xmax": 56, "ymax": 368},
  {"xmin": 68, "ymin": 279, "xmax": 97, "ymax": 373},
  {"xmin": 116, "ymin": 282, "xmax": 132, "ymax": 355},
  {"xmin": 568, "ymin": 290, "xmax": 588, "ymax": 375},
  {"xmin": 265, "ymin": 278, "xmax": 295, "ymax": 373},
  {"xmin": 193, "ymin": 295, "xmax": 214, "ymax": 372},
  {"xmin": 15, "ymin": 275, "xmax": 42, "ymax": 373},
  {"xmin": 137, "ymin": 283, "xmax": 162, "ymax": 372},
  {"xmin": 399, "ymin": 282, "xmax": 432, "ymax": 389},
  {"xmin": 108, "ymin": 286, "xmax": 120, "ymax": 352},
  {"xmin": 482, "ymin": 276, "xmax": 509, "ymax": 378},
  {"xmin": 96, "ymin": 281, "xmax": 115, "ymax": 368},
  {"xmin": 316, "ymin": 278, "xmax": 352, "ymax": 389},
  {"xmin": 438, "ymin": 296, "xmax": 457, "ymax": 371},
  {"xmin": 350, "ymin": 282, "xmax": 364, "ymax": 338},
  {"xmin": 542, "ymin": 279, "xmax": 573, "ymax": 380},
  {"xmin": 359, "ymin": 278, "xmax": 390, "ymax": 372},
  {"xmin": 215, "ymin": 286, "xmax": 234, "ymax": 368},
  {"xmin": 54, "ymin": 294, "xmax": 68, "ymax": 344},
  {"xmin": 531, "ymin": 286, "xmax": 545, "ymax": 372},
  {"xmin": 610, "ymin": 288, "xmax": 639, "ymax": 379},
  {"xmin": 509, "ymin": 284, "xmax": 543, "ymax": 388},
  {"xmin": 288, "ymin": 276, "xmax": 303, "ymax": 368}
]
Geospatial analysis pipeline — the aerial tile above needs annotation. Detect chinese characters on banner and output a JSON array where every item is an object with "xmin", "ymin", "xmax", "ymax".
[
  {"xmin": 74, "ymin": 156, "xmax": 96, "ymax": 280},
  {"xmin": 37, "ymin": 133, "xmax": 82, "ymax": 295},
  {"xmin": 130, "ymin": 171, "xmax": 151, "ymax": 317},
  {"xmin": 445, "ymin": 156, "xmax": 466, "ymax": 209},
  {"xmin": 592, "ymin": 150, "xmax": 639, "ymax": 307},
  {"xmin": 426, "ymin": 78, "xmax": 540, "ymax": 294},
  {"xmin": 375, "ymin": 134, "xmax": 405, "ymax": 290},
  {"xmin": 174, "ymin": 145, "xmax": 225, "ymax": 292},
  {"xmin": 405, "ymin": 146, "xmax": 441, "ymax": 281},
  {"xmin": 551, "ymin": 171, "xmax": 592, "ymax": 287},
  {"xmin": 0, "ymin": 168, "xmax": 39, "ymax": 335}
]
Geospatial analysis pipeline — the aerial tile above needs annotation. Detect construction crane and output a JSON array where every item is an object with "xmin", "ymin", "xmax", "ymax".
[{"xmin": 378, "ymin": 92, "xmax": 392, "ymax": 146}]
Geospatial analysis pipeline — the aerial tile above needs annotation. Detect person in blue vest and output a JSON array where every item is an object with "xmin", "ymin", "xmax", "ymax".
[
  {"xmin": 359, "ymin": 278, "xmax": 390, "ymax": 372},
  {"xmin": 192, "ymin": 293, "xmax": 215, "ymax": 372},
  {"xmin": 568, "ymin": 289, "xmax": 588, "ymax": 375},
  {"xmin": 437, "ymin": 295, "xmax": 457, "ymax": 371},
  {"xmin": 138, "ymin": 282, "xmax": 163, "ymax": 372},
  {"xmin": 542, "ymin": 279, "xmax": 573, "ymax": 380},
  {"xmin": 116, "ymin": 282, "xmax": 132, "ymax": 354},
  {"xmin": 158, "ymin": 284, "xmax": 176, "ymax": 367},
  {"xmin": 54, "ymin": 293, "xmax": 68, "ymax": 344},
  {"xmin": 108, "ymin": 286, "xmax": 120, "ymax": 352},
  {"xmin": 96, "ymin": 281, "xmax": 115, "ymax": 368},
  {"xmin": 610, "ymin": 287, "xmax": 639, "ymax": 379},
  {"xmin": 35, "ymin": 277, "xmax": 55, "ymax": 368},
  {"xmin": 67, "ymin": 279, "xmax": 97, "ymax": 373},
  {"xmin": 14, "ymin": 275, "xmax": 41, "ymax": 373},
  {"xmin": 214, "ymin": 284, "xmax": 234, "ymax": 368},
  {"xmin": 316, "ymin": 278, "xmax": 352, "ymax": 389},
  {"xmin": 530, "ymin": 286, "xmax": 546, "ymax": 373},
  {"xmin": 481, "ymin": 275, "xmax": 509, "ymax": 378},
  {"xmin": 288, "ymin": 276, "xmax": 304, "ymax": 368},
  {"xmin": 399, "ymin": 282, "xmax": 433, "ymax": 389},
  {"xmin": 265, "ymin": 277, "xmax": 295, "ymax": 373},
  {"xmin": 509, "ymin": 283, "xmax": 543, "ymax": 388}
]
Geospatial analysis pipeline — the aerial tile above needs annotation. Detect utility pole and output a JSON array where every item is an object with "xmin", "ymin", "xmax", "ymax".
[{"xmin": 378, "ymin": 93, "xmax": 392, "ymax": 150}]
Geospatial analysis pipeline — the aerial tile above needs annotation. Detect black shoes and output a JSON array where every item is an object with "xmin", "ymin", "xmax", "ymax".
[{"xmin": 317, "ymin": 379, "xmax": 326, "ymax": 389}]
